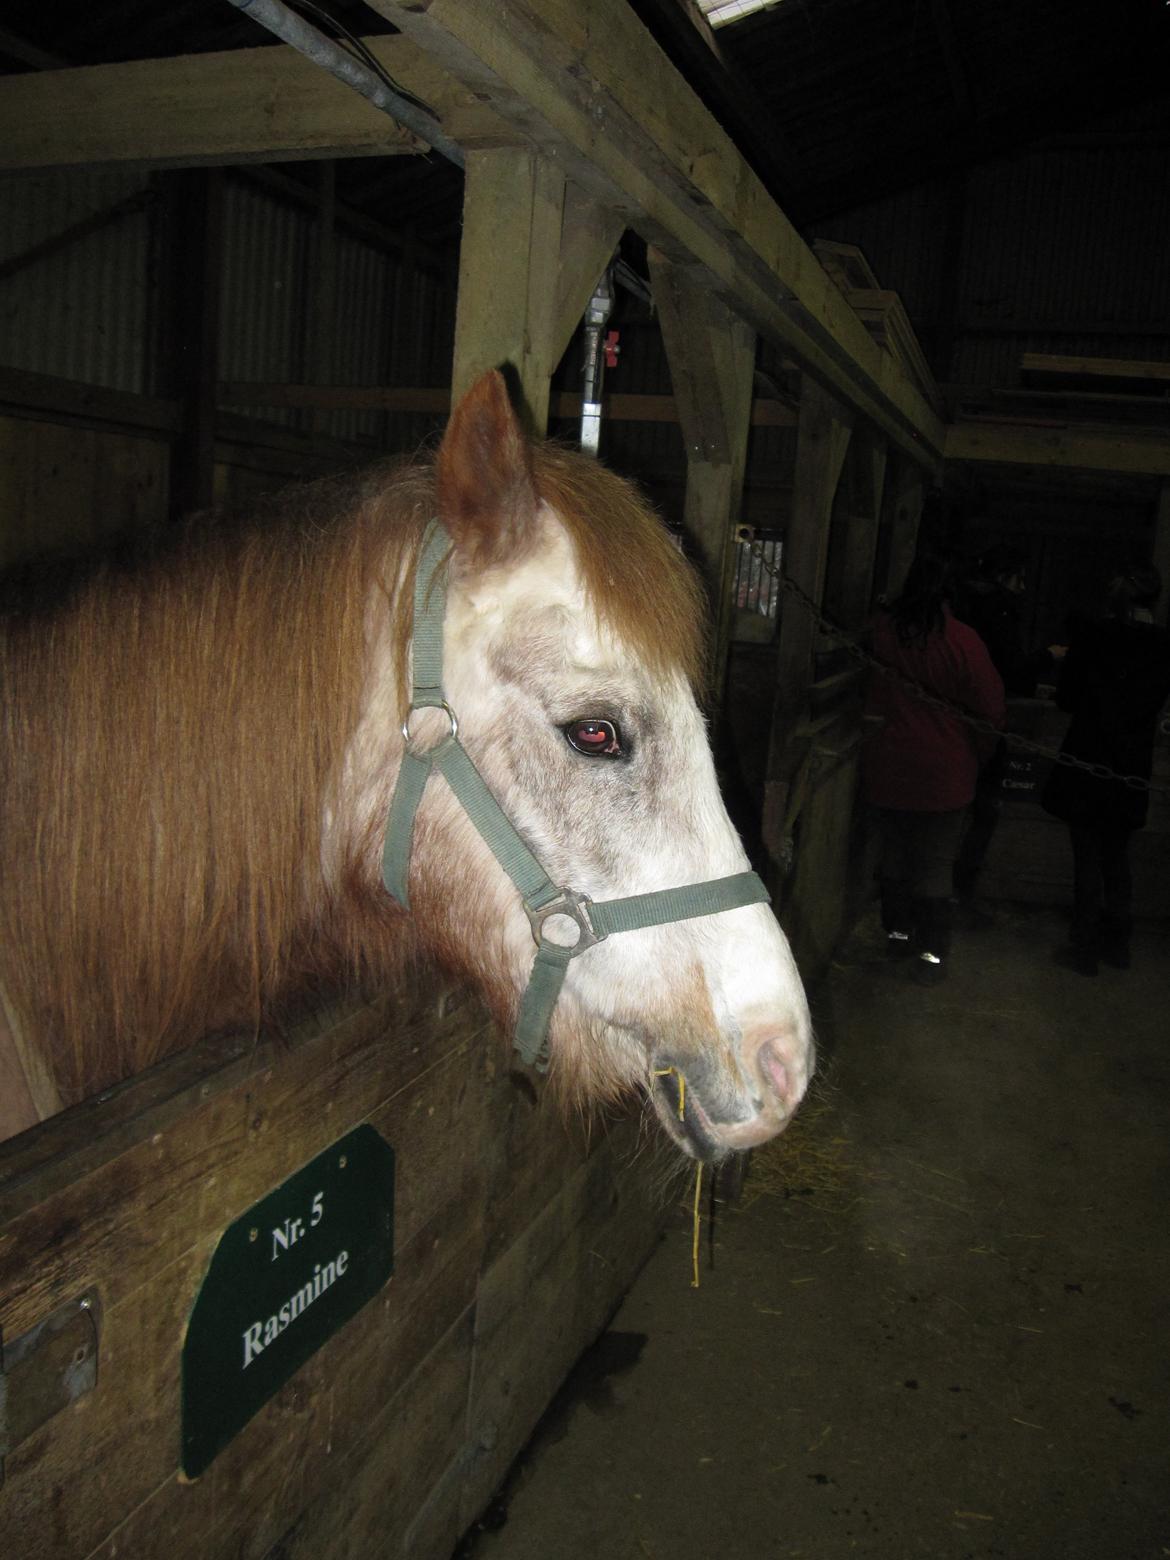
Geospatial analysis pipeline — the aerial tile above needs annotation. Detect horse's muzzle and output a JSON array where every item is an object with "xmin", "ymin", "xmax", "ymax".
[{"xmin": 651, "ymin": 1025, "xmax": 812, "ymax": 1163}]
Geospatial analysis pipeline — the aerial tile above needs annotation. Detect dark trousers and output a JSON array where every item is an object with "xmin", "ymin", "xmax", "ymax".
[
  {"xmin": 953, "ymin": 764, "xmax": 1002, "ymax": 899},
  {"xmin": 1068, "ymin": 823, "xmax": 1133, "ymax": 952},
  {"xmin": 876, "ymin": 807, "xmax": 968, "ymax": 958}
]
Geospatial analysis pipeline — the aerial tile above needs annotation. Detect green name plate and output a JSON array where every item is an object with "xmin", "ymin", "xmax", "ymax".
[{"xmin": 181, "ymin": 1124, "xmax": 395, "ymax": 1478}]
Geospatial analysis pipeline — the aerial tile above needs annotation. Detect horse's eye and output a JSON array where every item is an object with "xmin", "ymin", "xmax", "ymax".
[{"xmin": 564, "ymin": 718, "xmax": 624, "ymax": 759}]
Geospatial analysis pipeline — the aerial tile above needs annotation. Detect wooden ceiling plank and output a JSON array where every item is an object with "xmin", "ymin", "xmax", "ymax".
[
  {"xmin": 1022, "ymin": 354, "xmax": 1170, "ymax": 384},
  {"xmin": 946, "ymin": 420, "xmax": 1170, "ymax": 478},
  {"xmin": 0, "ymin": 36, "xmax": 511, "ymax": 171},
  {"xmin": 0, "ymin": 2, "xmax": 943, "ymax": 464},
  {"xmin": 370, "ymin": 0, "xmax": 945, "ymax": 467}
]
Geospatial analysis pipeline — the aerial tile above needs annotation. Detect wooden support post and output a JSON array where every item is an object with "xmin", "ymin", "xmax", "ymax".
[
  {"xmin": 648, "ymin": 249, "xmax": 755, "ymax": 698},
  {"xmin": 761, "ymin": 377, "xmax": 851, "ymax": 866},
  {"xmin": 1153, "ymin": 480, "xmax": 1170, "ymax": 629},
  {"xmin": 830, "ymin": 432, "xmax": 888, "ymax": 630},
  {"xmin": 168, "ymin": 169, "xmax": 223, "ymax": 520},
  {"xmin": 885, "ymin": 463, "xmax": 927, "ymax": 602},
  {"xmin": 452, "ymin": 150, "xmax": 622, "ymax": 435}
]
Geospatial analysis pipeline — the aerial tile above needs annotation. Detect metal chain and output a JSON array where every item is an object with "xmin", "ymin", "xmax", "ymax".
[{"xmin": 748, "ymin": 542, "xmax": 1168, "ymax": 799}]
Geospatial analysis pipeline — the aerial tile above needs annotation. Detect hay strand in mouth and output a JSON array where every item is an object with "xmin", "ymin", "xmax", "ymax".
[{"xmin": 655, "ymin": 1065, "xmax": 703, "ymax": 1287}]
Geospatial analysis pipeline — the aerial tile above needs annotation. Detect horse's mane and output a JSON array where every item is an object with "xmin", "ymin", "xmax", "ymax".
[
  {"xmin": 528, "ymin": 445, "xmax": 707, "ymax": 691},
  {"xmin": 0, "ymin": 443, "xmax": 706, "ymax": 1111}
]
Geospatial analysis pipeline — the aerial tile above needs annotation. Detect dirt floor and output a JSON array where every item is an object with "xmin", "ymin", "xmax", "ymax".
[{"xmin": 455, "ymin": 901, "xmax": 1169, "ymax": 1560}]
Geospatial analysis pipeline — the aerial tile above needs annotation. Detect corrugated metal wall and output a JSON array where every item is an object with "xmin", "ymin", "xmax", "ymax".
[
  {"xmin": 1, "ymin": 168, "xmax": 456, "ymax": 454},
  {"xmin": 0, "ymin": 170, "xmax": 153, "ymax": 393},
  {"xmin": 219, "ymin": 179, "xmax": 307, "ymax": 430},
  {"xmin": 810, "ymin": 116, "xmax": 1170, "ymax": 386},
  {"xmin": 218, "ymin": 177, "xmax": 455, "ymax": 448}
]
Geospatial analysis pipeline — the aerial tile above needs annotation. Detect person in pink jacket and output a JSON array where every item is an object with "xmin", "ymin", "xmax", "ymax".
[{"xmin": 863, "ymin": 552, "xmax": 1006, "ymax": 984}]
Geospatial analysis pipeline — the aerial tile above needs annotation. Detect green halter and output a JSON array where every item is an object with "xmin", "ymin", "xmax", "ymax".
[{"xmin": 381, "ymin": 520, "xmax": 770, "ymax": 1071}]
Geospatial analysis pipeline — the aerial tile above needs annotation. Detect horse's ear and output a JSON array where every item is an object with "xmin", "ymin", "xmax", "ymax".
[{"xmin": 435, "ymin": 370, "xmax": 539, "ymax": 567}]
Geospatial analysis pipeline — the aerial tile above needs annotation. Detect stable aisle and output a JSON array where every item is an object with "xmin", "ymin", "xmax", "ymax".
[{"xmin": 458, "ymin": 903, "xmax": 1170, "ymax": 1560}]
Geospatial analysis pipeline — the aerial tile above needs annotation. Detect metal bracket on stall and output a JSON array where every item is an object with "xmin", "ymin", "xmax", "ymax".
[{"xmin": 0, "ymin": 1288, "xmax": 100, "ymax": 1486}]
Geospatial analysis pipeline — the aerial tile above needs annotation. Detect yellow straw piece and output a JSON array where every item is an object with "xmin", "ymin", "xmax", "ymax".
[
  {"xmin": 653, "ymin": 1064, "xmax": 687, "ymax": 1119},
  {"xmin": 653, "ymin": 1066, "xmax": 701, "ymax": 1286}
]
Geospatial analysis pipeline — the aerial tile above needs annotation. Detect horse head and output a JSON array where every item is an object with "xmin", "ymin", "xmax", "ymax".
[{"xmin": 361, "ymin": 372, "xmax": 813, "ymax": 1162}]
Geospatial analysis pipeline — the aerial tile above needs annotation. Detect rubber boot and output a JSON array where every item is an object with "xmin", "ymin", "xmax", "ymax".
[
  {"xmin": 912, "ymin": 896, "xmax": 952, "ymax": 985},
  {"xmin": 879, "ymin": 879, "xmax": 915, "ymax": 958}
]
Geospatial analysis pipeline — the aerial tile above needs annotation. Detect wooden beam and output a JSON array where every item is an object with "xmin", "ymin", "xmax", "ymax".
[
  {"xmin": 1021, "ymin": 354, "xmax": 1170, "ymax": 384},
  {"xmin": 451, "ymin": 154, "xmax": 624, "ymax": 433},
  {"xmin": 828, "ymin": 432, "xmax": 888, "ymax": 630},
  {"xmin": 0, "ymin": 36, "xmax": 507, "ymax": 171},
  {"xmin": 0, "ymin": 191, "xmax": 152, "ymax": 285},
  {"xmin": 366, "ymin": 0, "xmax": 945, "ymax": 468},
  {"xmin": 649, "ymin": 250, "xmax": 756, "ymax": 694},
  {"xmin": 551, "ymin": 186, "xmax": 625, "ymax": 372},
  {"xmin": 0, "ymin": 23, "xmax": 66, "ymax": 71},
  {"xmin": 883, "ymin": 462, "xmax": 926, "ymax": 605},
  {"xmin": 761, "ymin": 379, "xmax": 852, "ymax": 870},
  {"xmin": 216, "ymin": 382, "xmax": 798, "ymax": 426},
  {"xmin": 451, "ymin": 149, "xmax": 565, "ymax": 432},
  {"xmin": 0, "ymin": 12, "xmax": 941, "ymax": 464},
  {"xmin": 946, "ymin": 419, "xmax": 1170, "ymax": 478},
  {"xmin": 0, "ymin": 366, "xmax": 181, "ymax": 436}
]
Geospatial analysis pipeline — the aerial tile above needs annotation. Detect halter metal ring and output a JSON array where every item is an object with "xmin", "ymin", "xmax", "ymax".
[
  {"xmin": 401, "ymin": 700, "xmax": 458, "ymax": 754},
  {"xmin": 526, "ymin": 889, "xmax": 602, "ymax": 953}
]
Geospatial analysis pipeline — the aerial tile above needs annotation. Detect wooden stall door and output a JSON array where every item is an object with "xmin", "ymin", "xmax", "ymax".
[{"xmin": 0, "ymin": 988, "xmax": 668, "ymax": 1559}]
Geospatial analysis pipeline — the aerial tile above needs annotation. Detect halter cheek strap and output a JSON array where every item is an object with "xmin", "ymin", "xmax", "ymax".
[{"xmin": 381, "ymin": 520, "xmax": 770, "ymax": 1072}]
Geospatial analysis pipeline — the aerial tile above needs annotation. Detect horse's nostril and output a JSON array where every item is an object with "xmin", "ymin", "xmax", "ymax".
[{"xmin": 756, "ymin": 1039, "xmax": 791, "ymax": 1110}]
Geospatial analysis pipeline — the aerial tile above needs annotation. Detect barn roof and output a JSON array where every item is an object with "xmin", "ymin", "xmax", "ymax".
[{"xmin": 2, "ymin": 0, "xmax": 1165, "ymax": 250}]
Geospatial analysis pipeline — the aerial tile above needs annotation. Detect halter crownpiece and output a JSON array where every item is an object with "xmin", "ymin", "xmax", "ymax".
[{"xmin": 381, "ymin": 520, "xmax": 770, "ymax": 1071}]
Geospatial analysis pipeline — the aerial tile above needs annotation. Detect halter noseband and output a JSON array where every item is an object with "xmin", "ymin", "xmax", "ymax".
[{"xmin": 381, "ymin": 521, "xmax": 770, "ymax": 1071}]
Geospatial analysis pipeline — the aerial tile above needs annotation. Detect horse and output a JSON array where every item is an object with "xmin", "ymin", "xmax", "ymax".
[{"xmin": 0, "ymin": 370, "xmax": 812, "ymax": 1159}]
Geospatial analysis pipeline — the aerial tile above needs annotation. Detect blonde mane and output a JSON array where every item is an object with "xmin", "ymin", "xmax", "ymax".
[{"xmin": 0, "ymin": 444, "xmax": 706, "ymax": 1111}]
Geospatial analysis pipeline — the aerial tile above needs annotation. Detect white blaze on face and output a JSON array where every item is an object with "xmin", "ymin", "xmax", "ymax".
[{"xmin": 440, "ymin": 512, "xmax": 813, "ymax": 1159}]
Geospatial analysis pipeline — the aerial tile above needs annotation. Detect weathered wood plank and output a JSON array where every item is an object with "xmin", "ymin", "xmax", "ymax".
[
  {"xmin": 373, "ymin": 0, "xmax": 944, "ymax": 466},
  {"xmin": 0, "ymin": 38, "xmax": 506, "ymax": 170},
  {"xmin": 0, "ymin": 997, "xmax": 494, "ymax": 1560},
  {"xmin": 946, "ymin": 418, "xmax": 1170, "ymax": 476},
  {"xmin": 217, "ymin": 382, "xmax": 798, "ymax": 426},
  {"xmin": 0, "ymin": 13, "xmax": 942, "ymax": 464},
  {"xmin": 0, "ymin": 367, "xmax": 182, "ymax": 435},
  {"xmin": 451, "ymin": 148, "xmax": 566, "ymax": 429},
  {"xmin": 650, "ymin": 249, "xmax": 756, "ymax": 694},
  {"xmin": 0, "ymin": 993, "xmax": 490, "ymax": 1323},
  {"xmin": 459, "ymin": 1126, "xmax": 670, "ymax": 1530},
  {"xmin": 761, "ymin": 378, "xmax": 852, "ymax": 873},
  {"xmin": 1021, "ymin": 353, "xmax": 1170, "ymax": 384}
]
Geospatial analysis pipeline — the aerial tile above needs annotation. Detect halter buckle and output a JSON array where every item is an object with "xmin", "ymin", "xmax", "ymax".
[{"xmin": 525, "ymin": 889, "xmax": 602, "ymax": 953}]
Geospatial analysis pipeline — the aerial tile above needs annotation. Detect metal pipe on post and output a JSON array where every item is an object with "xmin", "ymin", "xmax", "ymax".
[
  {"xmin": 579, "ymin": 267, "xmax": 614, "ymax": 457},
  {"xmin": 223, "ymin": 0, "xmax": 466, "ymax": 170}
]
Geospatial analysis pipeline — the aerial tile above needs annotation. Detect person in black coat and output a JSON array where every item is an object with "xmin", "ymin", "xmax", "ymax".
[{"xmin": 1041, "ymin": 564, "xmax": 1170, "ymax": 974}]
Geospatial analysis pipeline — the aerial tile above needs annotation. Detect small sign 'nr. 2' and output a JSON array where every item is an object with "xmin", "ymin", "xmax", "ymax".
[{"xmin": 181, "ymin": 1125, "xmax": 395, "ymax": 1478}]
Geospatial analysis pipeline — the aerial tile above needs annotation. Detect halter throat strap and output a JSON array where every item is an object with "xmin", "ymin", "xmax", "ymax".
[{"xmin": 381, "ymin": 520, "xmax": 769, "ymax": 1071}]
